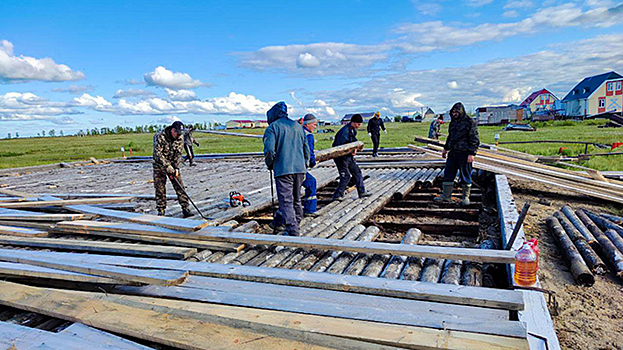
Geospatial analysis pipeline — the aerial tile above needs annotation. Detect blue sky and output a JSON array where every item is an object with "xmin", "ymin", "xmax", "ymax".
[{"xmin": 1, "ymin": 0, "xmax": 622, "ymax": 136}]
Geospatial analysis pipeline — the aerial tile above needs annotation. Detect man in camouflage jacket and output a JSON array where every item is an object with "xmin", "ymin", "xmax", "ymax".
[
  {"xmin": 435, "ymin": 102, "xmax": 480, "ymax": 206},
  {"xmin": 153, "ymin": 121, "xmax": 191, "ymax": 217}
]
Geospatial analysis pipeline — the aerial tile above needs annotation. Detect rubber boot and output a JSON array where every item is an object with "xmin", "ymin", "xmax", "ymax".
[
  {"xmin": 433, "ymin": 182, "xmax": 454, "ymax": 203},
  {"xmin": 461, "ymin": 184, "xmax": 471, "ymax": 206},
  {"xmin": 182, "ymin": 208, "xmax": 193, "ymax": 218}
]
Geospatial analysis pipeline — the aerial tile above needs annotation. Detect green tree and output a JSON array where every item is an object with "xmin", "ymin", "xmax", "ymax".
[{"xmin": 49, "ymin": 129, "xmax": 56, "ymax": 137}]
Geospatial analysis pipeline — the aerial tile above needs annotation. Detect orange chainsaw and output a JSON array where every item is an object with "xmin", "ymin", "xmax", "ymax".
[{"xmin": 229, "ymin": 191, "xmax": 251, "ymax": 207}]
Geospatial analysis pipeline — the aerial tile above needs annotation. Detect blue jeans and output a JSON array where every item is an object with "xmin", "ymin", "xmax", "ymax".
[
  {"xmin": 302, "ymin": 172, "xmax": 317, "ymax": 214},
  {"xmin": 443, "ymin": 151, "xmax": 473, "ymax": 185}
]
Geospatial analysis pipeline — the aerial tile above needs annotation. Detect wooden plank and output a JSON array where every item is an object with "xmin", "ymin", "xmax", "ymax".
[
  {"xmin": 0, "ymin": 207, "xmax": 88, "ymax": 221},
  {"xmin": 60, "ymin": 323, "xmax": 154, "ymax": 350},
  {"xmin": 53, "ymin": 226, "xmax": 243, "ymax": 252},
  {"xmin": 0, "ymin": 261, "xmax": 121, "ymax": 284},
  {"xmin": 50, "ymin": 251, "xmax": 525, "ymax": 310},
  {"xmin": 195, "ymin": 231, "xmax": 512, "ymax": 263},
  {"xmin": 0, "ymin": 224, "xmax": 48, "ymax": 237},
  {"xmin": 0, "ymin": 197, "xmax": 133, "ymax": 209},
  {"xmin": 0, "ymin": 281, "xmax": 529, "ymax": 350},
  {"xmin": 315, "ymin": 141, "xmax": 364, "ymax": 163},
  {"xmin": 0, "ymin": 248, "xmax": 187, "ymax": 286},
  {"xmin": 495, "ymin": 175, "xmax": 562, "ymax": 350},
  {"xmin": 66, "ymin": 205, "xmax": 210, "ymax": 231},
  {"xmin": 0, "ymin": 220, "xmax": 56, "ymax": 230},
  {"xmin": 0, "ymin": 236, "xmax": 196, "ymax": 259}
]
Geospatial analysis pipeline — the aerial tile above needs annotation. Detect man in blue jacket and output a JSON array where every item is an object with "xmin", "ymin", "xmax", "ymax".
[
  {"xmin": 302, "ymin": 114, "xmax": 319, "ymax": 216},
  {"xmin": 332, "ymin": 114, "xmax": 371, "ymax": 201},
  {"xmin": 263, "ymin": 102, "xmax": 310, "ymax": 236}
]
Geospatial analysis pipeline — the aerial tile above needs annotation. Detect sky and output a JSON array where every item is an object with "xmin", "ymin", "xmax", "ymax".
[{"xmin": 1, "ymin": 0, "xmax": 622, "ymax": 137}]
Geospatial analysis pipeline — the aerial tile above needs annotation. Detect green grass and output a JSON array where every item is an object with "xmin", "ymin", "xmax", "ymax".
[{"xmin": 1, "ymin": 120, "xmax": 622, "ymax": 171}]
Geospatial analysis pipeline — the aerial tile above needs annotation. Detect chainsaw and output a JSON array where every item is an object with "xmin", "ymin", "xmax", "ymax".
[{"xmin": 229, "ymin": 191, "xmax": 251, "ymax": 207}]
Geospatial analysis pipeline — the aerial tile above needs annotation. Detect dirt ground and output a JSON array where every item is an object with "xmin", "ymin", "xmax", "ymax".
[{"xmin": 509, "ymin": 179, "xmax": 623, "ymax": 350}]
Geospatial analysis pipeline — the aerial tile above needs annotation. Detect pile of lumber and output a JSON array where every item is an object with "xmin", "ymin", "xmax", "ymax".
[
  {"xmin": 547, "ymin": 206, "xmax": 623, "ymax": 285},
  {"xmin": 412, "ymin": 136, "xmax": 623, "ymax": 205}
]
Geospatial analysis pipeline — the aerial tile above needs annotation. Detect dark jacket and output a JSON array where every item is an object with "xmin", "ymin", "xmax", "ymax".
[
  {"xmin": 183, "ymin": 129, "xmax": 199, "ymax": 147},
  {"xmin": 333, "ymin": 124, "xmax": 358, "ymax": 159},
  {"xmin": 428, "ymin": 119, "xmax": 441, "ymax": 139},
  {"xmin": 153, "ymin": 126, "xmax": 183, "ymax": 171},
  {"xmin": 263, "ymin": 102, "xmax": 310, "ymax": 177},
  {"xmin": 444, "ymin": 115, "xmax": 479, "ymax": 155},
  {"xmin": 304, "ymin": 127, "xmax": 316, "ymax": 168},
  {"xmin": 367, "ymin": 117, "xmax": 385, "ymax": 134}
]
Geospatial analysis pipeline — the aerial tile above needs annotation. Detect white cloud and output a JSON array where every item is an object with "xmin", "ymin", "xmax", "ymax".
[
  {"xmin": 467, "ymin": 0, "xmax": 494, "ymax": 7},
  {"xmin": 414, "ymin": 1, "xmax": 444, "ymax": 15},
  {"xmin": 165, "ymin": 88, "xmax": 197, "ymax": 101},
  {"xmin": 0, "ymin": 40, "xmax": 85, "ymax": 83},
  {"xmin": 0, "ymin": 92, "xmax": 78, "ymax": 116},
  {"xmin": 296, "ymin": 53, "xmax": 321, "ymax": 68},
  {"xmin": 304, "ymin": 99, "xmax": 336, "ymax": 117},
  {"xmin": 143, "ymin": 66, "xmax": 206, "ymax": 90},
  {"xmin": 52, "ymin": 85, "xmax": 94, "ymax": 94},
  {"xmin": 113, "ymin": 89, "xmax": 155, "ymax": 99},
  {"xmin": 156, "ymin": 116, "xmax": 181, "ymax": 124},
  {"xmin": 71, "ymin": 93, "xmax": 113, "ymax": 112},
  {"xmin": 503, "ymin": 10, "xmax": 519, "ymax": 17},
  {"xmin": 447, "ymin": 81, "xmax": 459, "ymax": 89},
  {"xmin": 289, "ymin": 91, "xmax": 303, "ymax": 106},
  {"xmin": 504, "ymin": 0, "xmax": 533, "ymax": 9}
]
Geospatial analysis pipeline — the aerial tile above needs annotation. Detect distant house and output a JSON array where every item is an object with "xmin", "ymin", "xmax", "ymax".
[
  {"xmin": 476, "ymin": 105, "xmax": 523, "ymax": 125},
  {"xmin": 520, "ymin": 88, "xmax": 559, "ymax": 114},
  {"xmin": 423, "ymin": 107, "xmax": 435, "ymax": 120},
  {"xmin": 226, "ymin": 120, "xmax": 254, "ymax": 129},
  {"xmin": 253, "ymin": 120, "xmax": 268, "ymax": 128},
  {"xmin": 341, "ymin": 112, "xmax": 375, "ymax": 125},
  {"xmin": 383, "ymin": 116, "xmax": 393, "ymax": 123},
  {"xmin": 562, "ymin": 71, "xmax": 623, "ymax": 117}
]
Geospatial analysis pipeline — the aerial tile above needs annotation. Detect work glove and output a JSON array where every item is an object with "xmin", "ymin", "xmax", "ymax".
[
  {"xmin": 166, "ymin": 165, "xmax": 175, "ymax": 175},
  {"xmin": 384, "ymin": 129, "xmax": 387, "ymax": 134},
  {"xmin": 368, "ymin": 133, "xmax": 372, "ymax": 137}
]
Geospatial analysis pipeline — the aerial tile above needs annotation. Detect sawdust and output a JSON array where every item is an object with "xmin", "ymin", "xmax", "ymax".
[{"xmin": 509, "ymin": 178, "xmax": 623, "ymax": 350}]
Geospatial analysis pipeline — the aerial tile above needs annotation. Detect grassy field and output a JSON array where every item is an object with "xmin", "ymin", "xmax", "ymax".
[{"xmin": 1, "ymin": 120, "xmax": 622, "ymax": 171}]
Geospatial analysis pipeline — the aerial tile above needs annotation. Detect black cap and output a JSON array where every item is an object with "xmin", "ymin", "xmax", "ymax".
[
  {"xmin": 171, "ymin": 121, "xmax": 184, "ymax": 132},
  {"xmin": 350, "ymin": 114, "xmax": 363, "ymax": 123}
]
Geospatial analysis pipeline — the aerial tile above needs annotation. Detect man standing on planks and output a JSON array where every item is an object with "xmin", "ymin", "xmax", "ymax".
[
  {"xmin": 153, "ymin": 121, "xmax": 192, "ymax": 218},
  {"xmin": 302, "ymin": 113, "xmax": 319, "ymax": 217},
  {"xmin": 428, "ymin": 115, "xmax": 444, "ymax": 140},
  {"xmin": 435, "ymin": 102, "xmax": 480, "ymax": 206},
  {"xmin": 332, "ymin": 114, "xmax": 371, "ymax": 201},
  {"xmin": 264, "ymin": 102, "xmax": 310, "ymax": 236},
  {"xmin": 183, "ymin": 125, "xmax": 200, "ymax": 167},
  {"xmin": 367, "ymin": 111, "xmax": 386, "ymax": 157}
]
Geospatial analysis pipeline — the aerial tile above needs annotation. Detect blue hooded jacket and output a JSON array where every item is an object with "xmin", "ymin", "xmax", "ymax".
[{"xmin": 263, "ymin": 102, "xmax": 310, "ymax": 177}]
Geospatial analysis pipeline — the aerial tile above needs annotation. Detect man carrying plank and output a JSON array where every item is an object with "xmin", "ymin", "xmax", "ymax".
[
  {"xmin": 153, "ymin": 121, "xmax": 192, "ymax": 217},
  {"xmin": 332, "ymin": 114, "xmax": 371, "ymax": 201}
]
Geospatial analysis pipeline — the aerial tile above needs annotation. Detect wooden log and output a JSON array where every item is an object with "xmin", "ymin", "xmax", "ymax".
[
  {"xmin": 379, "ymin": 207, "xmax": 480, "ymax": 221},
  {"xmin": 461, "ymin": 262, "xmax": 483, "ymax": 287},
  {"xmin": 0, "ymin": 281, "xmax": 529, "ymax": 350},
  {"xmin": 195, "ymin": 129, "xmax": 263, "ymax": 138},
  {"xmin": 601, "ymin": 213, "xmax": 623, "ymax": 225},
  {"xmin": 0, "ymin": 197, "xmax": 133, "ymax": 209},
  {"xmin": 295, "ymin": 225, "xmax": 365, "ymax": 271},
  {"xmin": 577, "ymin": 209, "xmax": 623, "ymax": 278},
  {"xmin": 401, "ymin": 256, "xmax": 425, "ymax": 281},
  {"xmin": 314, "ymin": 141, "xmax": 364, "ymax": 163},
  {"xmin": 553, "ymin": 211, "xmax": 607, "ymax": 275},
  {"xmin": 0, "ymin": 235, "xmax": 197, "ymax": 259},
  {"xmin": 0, "ymin": 224, "xmax": 48, "ymax": 237},
  {"xmin": 381, "ymin": 228, "xmax": 421, "ymax": 279},
  {"xmin": 0, "ymin": 248, "xmax": 188, "ymax": 286},
  {"xmin": 585, "ymin": 211, "xmax": 623, "ymax": 237},
  {"xmin": 561, "ymin": 206, "xmax": 597, "ymax": 245},
  {"xmin": 546, "ymin": 216, "xmax": 595, "ymax": 286},
  {"xmin": 320, "ymin": 226, "xmax": 379, "ymax": 273},
  {"xmin": 604, "ymin": 229, "xmax": 623, "ymax": 255},
  {"xmin": 441, "ymin": 260, "xmax": 463, "ymax": 285},
  {"xmin": 420, "ymin": 258, "xmax": 444, "ymax": 283}
]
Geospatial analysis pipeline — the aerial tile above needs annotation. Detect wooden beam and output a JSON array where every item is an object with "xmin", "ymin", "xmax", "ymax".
[
  {"xmin": 195, "ymin": 129, "xmax": 263, "ymax": 139},
  {"xmin": 0, "ymin": 224, "xmax": 48, "ymax": 237},
  {"xmin": 0, "ymin": 236, "xmax": 197, "ymax": 259},
  {"xmin": 315, "ymin": 141, "xmax": 364, "ymax": 163},
  {"xmin": 0, "ymin": 197, "xmax": 133, "ymax": 209},
  {"xmin": 66, "ymin": 205, "xmax": 210, "ymax": 231},
  {"xmin": 0, "ymin": 248, "xmax": 188, "ymax": 286},
  {"xmin": 0, "ymin": 281, "xmax": 529, "ymax": 350},
  {"xmin": 60, "ymin": 323, "xmax": 153, "ymax": 350},
  {"xmin": 0, "ymin": 207, "xmax": 89, "ymax": 221},
  {"xmin": 196, "ymin": 231, "xmax": 515, "ymax": 263},
  {"xmin": 0, "ymin": 261, "xmax": 121, "ymax": 284},
  {"xmin": 0, "ymin": 320, "xmax": 119, "ymax": 350}
]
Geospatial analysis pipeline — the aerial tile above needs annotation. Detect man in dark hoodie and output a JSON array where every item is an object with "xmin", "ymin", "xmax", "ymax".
[
  {"xmin": 434, "ymin": 102, "xmax": 480, "ymax": 206},
  {"xmin": 332, "ymin": 114, "xmax": 371, "ymax": 201},
  {"xmin": 153, "ymin": 121, "xmax": 192, "ymax": 217},
  {"xmin": 367, "ymin": 111, "xmax": 386, "ymax": 157},
  {"xmin": 263, "ymin": 102, "xmax": 310, "ymax": 236}
]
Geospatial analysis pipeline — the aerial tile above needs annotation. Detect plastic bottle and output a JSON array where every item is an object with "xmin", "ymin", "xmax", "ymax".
[
  {"xmin": 527, "ymin": 238, "xmax": 539, "ymax": 270},
  {"xmin": 514, "ymin": 242, "xmax": 538, "ymax": 286}
]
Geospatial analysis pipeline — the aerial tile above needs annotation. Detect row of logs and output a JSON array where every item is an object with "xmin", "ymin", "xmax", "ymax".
[{"xmin": 547, "ymin": 206, "xmax": 623, "ymax": 287}]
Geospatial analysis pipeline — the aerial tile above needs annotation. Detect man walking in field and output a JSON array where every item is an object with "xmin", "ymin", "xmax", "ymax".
[
  {"xmin": 153, "ymin": 121, "xmax": 192, "ymax": 217},
  {"xmin": 264, "ymin": 102, "xmax": 310, "ymax": 236},
  {"xmin": 183, "ymin": 125, "xmax": 200, "ymax": 166},
  {"xmin": 333, "ymin": 114, "xmax": 371, "ymax": 201},
  {"xmin": 367, "ymin": 111, "xmax": 386, "ymax": 157}
]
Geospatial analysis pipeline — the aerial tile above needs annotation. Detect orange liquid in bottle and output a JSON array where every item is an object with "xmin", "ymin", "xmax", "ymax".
[{"xmin": 514, "ymin": 242, "xmax": 538, "ymax": 286}]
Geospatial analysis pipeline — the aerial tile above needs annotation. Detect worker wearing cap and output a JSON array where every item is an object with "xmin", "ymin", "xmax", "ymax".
[
  {"xmin": 153, "ymin": 121, "xmax": 192, "ymax": 217},
  {"xmin": 183, "ymin": 125, "xmax": 200, "ymax": 167},
  {"xmin": 302, "ymin": 114, "xmax": 319, "ymax": 216},
  {"xmin": 264, "ymin": 102, "xmax": 310, "ymax": 236},
  {"xmin": 367, "ymin": 111, "xmax": 386, "ymax": 157},
  {"xmin": 332, "ymin": 114, "xmax": 371, "ymax": 201},
  {"xmin": 435, "ymin": 102, "xmax": 480, "ymax": 206},
  {"xmin": 428, "ymin": 115, "xmax": 444, "ymax": 140}
]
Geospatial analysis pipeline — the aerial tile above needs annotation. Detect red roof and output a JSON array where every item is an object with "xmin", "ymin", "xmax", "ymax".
[
  {"xmin": 520, "ymin": 88, "xmax": 554, "ymax": 107},
  {"xmin": 228, "ymin": 120, "xmax": 254, "ymax": 123}
]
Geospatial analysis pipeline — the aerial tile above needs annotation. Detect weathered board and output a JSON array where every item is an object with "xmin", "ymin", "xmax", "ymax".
[{"xmin": 0, "ymin": 224, "xmax": 48, "ymax": 237}]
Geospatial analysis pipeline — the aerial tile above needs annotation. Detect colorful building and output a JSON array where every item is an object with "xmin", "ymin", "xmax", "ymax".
[
  {"xmin": 520, "ymin": 88, "xmax": 558, "ymax": 113},
  {"xmin": 253, "ymin": 120, "xmax": 268, "ymax": 128},
  {"xmin": 225, "ymin": 119, "xmax": 255, "ymax": 129},
  {"xmin": 562, "ymin": 71, "xmax": 623, "ymax": 117},
  {"xmin": 476, "ymin": 105, "xmax": 522, "ymax": 125}
]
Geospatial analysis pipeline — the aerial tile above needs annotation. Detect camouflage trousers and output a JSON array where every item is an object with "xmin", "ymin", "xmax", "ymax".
[{"xmin": 153, "ymin": 168, "xmax": 190, "ymax": 213}]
